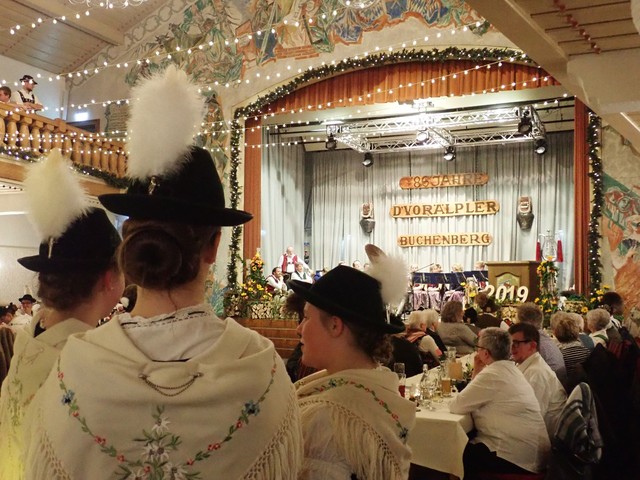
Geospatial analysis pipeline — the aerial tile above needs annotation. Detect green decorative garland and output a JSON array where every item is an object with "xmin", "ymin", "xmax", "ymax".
[
  {"xmin": 587, "ymin": 111, "xmax": 603, "ymax": 297},
  {"xmin": 0, "ymin": 145, "xmax": 129, "ymax": 189},
  {"xmin": 225, "ymin": 46, "xmax": 537, "ymax": 290}
]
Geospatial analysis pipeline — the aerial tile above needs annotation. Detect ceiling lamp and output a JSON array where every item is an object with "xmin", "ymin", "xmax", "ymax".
[
  {"xmin": 443, "ymin": 146, "xmax": 456, "ymax": 161},
  {"xmin": 416, "ymin": 130, "xmax": 429, "ymax": 143},
  {"xmin": 69, "ymin": 0, "xmax": 148, "ymax": 7},
  {"xmin": 534, "ymin": 137, "xmax": 547, "ymax": 155},
  {"xmin": 338, "ymin": 0, "xmax": 379, "ymax": 8},
  {"xmin": 362, "ymin": 152, "xmax": 374, "ymax": 167},
  {"xmin": 517, "ymin": 109, "xmax": 533, "ymax": 135},
  {"xmin": 325, "ymin": 133, "xmax": 337, "ymax": 151}
]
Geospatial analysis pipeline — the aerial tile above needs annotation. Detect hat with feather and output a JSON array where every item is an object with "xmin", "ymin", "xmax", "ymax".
[
  {"xmin": 98, "ymin": 66, "xmax": 252, "ymax": 226},
  {"xmin": 287, "ymin": 244, "xmax": 408, "ymax": 334},
  {"xmin": 17, "ymin": 149, "xmax": 121, "ymax": 273}
]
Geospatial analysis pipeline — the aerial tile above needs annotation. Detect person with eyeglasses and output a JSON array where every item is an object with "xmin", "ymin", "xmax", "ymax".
[
  {"xmin": 508, "ymin": 323, "xmax": 567, "ymax": 438},
  {"xmin": 449, "ymin": 327, "xmax": 550, "ymax": 478}
]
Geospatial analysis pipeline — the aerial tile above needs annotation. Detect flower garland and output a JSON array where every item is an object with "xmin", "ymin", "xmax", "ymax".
[
  {"xmin": 225, "ymin": 46, "xmax": 537, "ymax": 291},
  {"xmin": 535, "ymin": 259, "xmax": 559, "ymax": 318}
]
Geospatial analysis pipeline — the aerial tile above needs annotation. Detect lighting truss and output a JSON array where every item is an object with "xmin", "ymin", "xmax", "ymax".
[{"xmin": 325, "ymin": 105, "xmax": 546, "ymax": 152}]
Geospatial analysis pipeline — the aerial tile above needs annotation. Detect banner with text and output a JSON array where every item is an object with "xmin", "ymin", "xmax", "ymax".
[
  {"xmin": 390, "ymin": 200, "xmax": 500, "ymax": 218},
  {"xmin": 399, "ymin": 173, "xmax": 489, "ymax": 190},
  {"xmin": 398, "ymin": 233, "xmax": 493, "ymax": 247}
]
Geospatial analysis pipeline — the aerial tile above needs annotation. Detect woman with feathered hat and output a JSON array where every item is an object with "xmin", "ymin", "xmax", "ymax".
[
  {"xmin": 23, "ymin": 66, "xmax": 302, "ymax": 480},
  {"xmin": 0, "ymin": 149, "xmax": 124, "ymax": 480},
  {"xmin": 289, "ymin": 245, "xmax": 416, "ymax": 479}
]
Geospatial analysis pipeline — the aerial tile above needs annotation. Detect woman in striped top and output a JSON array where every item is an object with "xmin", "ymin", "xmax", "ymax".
[{"xmin": 552, "ymin": 312, "xmax": 592, "ymax": 392}]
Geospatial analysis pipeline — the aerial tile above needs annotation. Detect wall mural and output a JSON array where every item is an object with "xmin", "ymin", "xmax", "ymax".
[{"xmin": 601, "ymin": 126, "xmax": 640, "ymax": 327}]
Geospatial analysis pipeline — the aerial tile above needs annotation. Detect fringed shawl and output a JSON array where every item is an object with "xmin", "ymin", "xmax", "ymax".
[
  {"xmin": 296, "ymin": 369, "xmax": 416, "ymax": 480},
  {"xmin": 23, "ymin": 316, "xmax": 302, "ymax": 479}
]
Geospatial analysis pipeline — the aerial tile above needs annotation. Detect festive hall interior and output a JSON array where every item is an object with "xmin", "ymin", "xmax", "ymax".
[{"xmin": 1, "ymin": 1, "xmax": 640, "ymax": 332}]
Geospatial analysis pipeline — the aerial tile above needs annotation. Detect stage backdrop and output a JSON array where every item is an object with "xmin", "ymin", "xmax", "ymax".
[{"xmin": 262, "ymin": 131, "xmax": 574, "ymax": 290}]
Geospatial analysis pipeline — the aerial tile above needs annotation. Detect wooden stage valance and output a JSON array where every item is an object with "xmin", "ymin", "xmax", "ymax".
[
  {"xmin": 390, "ymin": 200, "xmax": 499, "ymax": 218},
  {"xmin": 398, "ymin": 233, "xmax": 493, "ymax": 247},
  {"xmin": 399, "ymin": 173, "xmax": 488, "ymax": 190}
]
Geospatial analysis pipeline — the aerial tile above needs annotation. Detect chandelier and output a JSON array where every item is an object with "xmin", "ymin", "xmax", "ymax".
[
  {"xmin": 68, "ymin": 0, "xmax": 148, "ymax": 7},
  {"xmin": 338, "ymin": 0, "xmax": 379, "ymax": 9}
]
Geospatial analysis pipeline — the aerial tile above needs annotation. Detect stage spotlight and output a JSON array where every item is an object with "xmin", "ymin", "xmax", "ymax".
[
  {"xmin": 416, "ymin": 129, "xmax": 429, "ymax": 143},
  {"xmin": 443, "ymin": 146, "xmax": 456, "ymax": 161},
  {"xmin": 534, "ymin": 137, "xmax": 547, "ymax": 155},
  {"xmin": 517, "ymin": 111, "xmax": 532, "ymax": 135},
  {"xmin": 362, "ymin": 152, "xmax": 374, "ymax": 167},
  {"xmin": 325, "ymin": 133, "xmax": 337, "ymax": 150}
]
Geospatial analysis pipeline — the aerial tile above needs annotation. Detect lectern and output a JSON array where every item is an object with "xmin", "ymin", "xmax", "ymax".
[{"xmin": 486, "ymin": 261, "xmax": 540, "ymax": 302}]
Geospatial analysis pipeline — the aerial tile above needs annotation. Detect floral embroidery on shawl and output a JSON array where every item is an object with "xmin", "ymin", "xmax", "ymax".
[
  {"xmin": 55, "ymin": 353, "xmax": 279, "ymax": 479},
  {"xmin": 297, "ymin": 377, "xmax": 410, "ymax": 443}
]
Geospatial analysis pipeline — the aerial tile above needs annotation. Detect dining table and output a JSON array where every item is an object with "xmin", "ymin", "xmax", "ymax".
[{"xmin": 406, "ymin": 366, "xmax": 474, "ymax": 479}]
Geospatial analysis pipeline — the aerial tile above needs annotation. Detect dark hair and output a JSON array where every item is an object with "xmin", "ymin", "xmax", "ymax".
[
  {"xmin": 599, "ymin": 292, "xmax": 623, "ymax": 313},
  {"xmin": 441, "ymin": 300, "xmax": 463, "ymax": 323},
  {"xmin": 37, "ymin": 259, "xmax": 118, "ymax": 310},
  {"xmin": 284, "ymin": 292, "xmax": 305, "ymax": 323},
  {"xmin": 119, "ymin": 220, "xmax": 218, "ymax": 290},
  {"xmin": 122, "ymin": 284, "xmax": 138, "ymax": 312},
  {"xmin": 508, "ymin": 322, "xmax": 540, "ymax": 350},
  {"xmin": 0, "ymin": 86, "xmax": 11, "ymax": 97}
]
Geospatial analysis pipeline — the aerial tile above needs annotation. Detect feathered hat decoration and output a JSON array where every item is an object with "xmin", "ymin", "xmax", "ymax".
[
  {"xmin": 365, "ymin": 244, "xmax": 409, "ymax": 319},
  {"xmin": 23, "ymin": 148, "xmax": 89, "ymax": 256},
  {"xmin": 126, "ymin": 64, "xmax": 204, "ymax": 183}
]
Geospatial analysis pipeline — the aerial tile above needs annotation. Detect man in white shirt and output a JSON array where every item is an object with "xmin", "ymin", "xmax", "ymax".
[
  {"xmin": 9, "ymin": 294, "xmax": 37, "ymax": 332},
  {"xmin": 449, "ymin": 327, "xmax": 550, "ymax": 478},
  {"xmin": 265, "ymin": 267, "xmax": 288, "ymax": 294},
  {"xmin": 10, "ymin": 75, "xmax": 44, "ymax": 112},
  {"xmin": 278, "ymin": 246, "xmax": 308, "ymax": 281},
  {"xmin": 509, "ymin": 323, "xmax": 567, "ymax": 438},
  {"xmin": 290, "ymin": 262, "xmax": 312, "ymax": 284}
]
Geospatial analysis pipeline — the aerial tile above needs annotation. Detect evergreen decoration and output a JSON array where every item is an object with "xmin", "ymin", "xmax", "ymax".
[
  {"xmin": 225, "ymin": 46, "xmax": 535, "ymax": 290},
  {"xmin": 0, "ymin": 146, "xmax": 129, "ymax": 189},
  {"xmin": 587, "ymin": 111, "xmax": 603, "ymax": 297},
  {"xmin": 535, "ymin": 259, "xmax": 559, "ymax": 320}
]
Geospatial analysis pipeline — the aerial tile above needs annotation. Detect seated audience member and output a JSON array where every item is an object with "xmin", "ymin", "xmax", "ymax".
[
  {"xmin": 388, "ymin": 319, "xmax": 423, "ymax": 378},
  {"xmin": 551, "ymin": 312, "xmax": 592, "ymax": 391},
  {"xmin": 587, "ymin": 308, "xmax": 611, "ymax": 347},
  {"xmin": 10, "ymin": 294, "xmax": 37, "ymax": 331},
  {"xmin": 285, "ymin": 292, "xmax": 317, "ymax": 382},
  {"xmin": 423, "ymin": 308, "xmax": 447, "ymax": 354},
  {"xmin": 509, "ymin": 323, "xmax": 567, "ymax": 437},
  {"xmin": 463, "ymin": 302, "xmax": 478, "ymax": 325},
  {"xmin": 0, "ymin": 149, "xmax": 123, "ymax": 480},
  {"xmin": 266, "ymin": 266, "xmax": 288, "ymax": 294},
  {"xmin": 517, "ymin": 302, "xmax": 567, "ymax": 385},
  {"xmin": 598, "ymin": 291, "xmax": 625, "ymax": 342},
  {"xmin": 405, "ymin": 310, "xmax": 442, "ymax": 366},
  {"xmin": 450, "ymin": 328, "xmax": 550, "ymax": 478},
  {"xmin": 474, "ymin": 291, "xmax": 498, "ymax": 314},
  {"xmin": 438, "ymin": 300, "xmax": 477, "ymax": 355},
  {"xmin": 0, "ymin": 86, "xmax": 13, "ymax": 104},
  {"xmin": 23, "ymin": 67, "xmax": 301, "ymax": 479},
  {"xmin": 568, "ymin": 312, "xmax": 595, "ymax": 350},
  {"xmin": 0, "ymin": 305, "xmax": 14, "ymax": 326},
  {"xmin": 291, "ymin": 261, "xmax": 313, "ymax": 283},
  {"xmin": 289, "ymin": 245, "xmax": 416, "ymax": 479}
]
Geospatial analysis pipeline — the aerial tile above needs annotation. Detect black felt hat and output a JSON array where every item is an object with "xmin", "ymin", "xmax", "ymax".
[
  {"xmin": 99, "ymin": 146, "xmax": 252, "ymax": 226},
  {"xmin": 20, "ymin": 75, "xmax": 37, "ymax": 85},
  {"xmin": 287, "ymin": 265, "xmax": 404, "ymax": 334},
  {"xmin": 18, "ymin": 294, "xmax": 37, "ymax": 303},
  {"xmin": 18, "ymin": 208, "xmax": 121, "ymax": 273}
]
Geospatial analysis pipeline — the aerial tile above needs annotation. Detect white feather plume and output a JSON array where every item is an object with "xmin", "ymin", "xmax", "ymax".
[
  {"xmin": 126, "ymin": 65, "xmax": 204, "ymax": 179},
  {"xmin": 23, "ymin": 148, "xmax": 90, "ymax": 241},
  {"xmin": 364, "ymin": 244, "xmax": 409, "ymax": 306}
]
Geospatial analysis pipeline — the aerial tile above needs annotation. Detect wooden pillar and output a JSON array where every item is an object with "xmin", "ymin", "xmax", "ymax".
[
  {"xmin": 573, "ymin": 99, "xmax": 590, "ymax": 294},
  {"xmin": 243, "ymin": 117, "xmax": 262, "ymax": 260}
]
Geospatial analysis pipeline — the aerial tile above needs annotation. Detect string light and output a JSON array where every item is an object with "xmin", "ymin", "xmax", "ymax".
[{"xmin": 586, "ymin": 111, "xmax": 603, "ymax": 296}]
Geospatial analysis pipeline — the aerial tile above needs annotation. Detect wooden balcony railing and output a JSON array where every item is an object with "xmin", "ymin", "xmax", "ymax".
[{"xmin": 0, "ymin": 104, "xmax": 127, "ymax": 178}]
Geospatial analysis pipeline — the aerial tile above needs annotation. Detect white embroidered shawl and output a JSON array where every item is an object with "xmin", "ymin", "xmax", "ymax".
[
  {"xmin": 23, "ymin": 316, "xmax": 302, "ymax": 479},
  {"xmin": 0, "ymin": 313, "xmax": 92, "ymax": 480},
  {"xmin": 295, "ymin": 368, "xmax": 416, "ymax": 480}
]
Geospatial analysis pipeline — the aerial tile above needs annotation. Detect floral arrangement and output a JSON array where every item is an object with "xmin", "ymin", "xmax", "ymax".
[
  {"xmin": 535, "ymin": 259, "xmax": 559, "ymax": 319},
  {"xmin": 238, "ymin": 251, "xmax": 272, "ymax": 305}
]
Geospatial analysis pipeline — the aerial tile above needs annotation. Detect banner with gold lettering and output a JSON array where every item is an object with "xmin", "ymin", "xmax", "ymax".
[
  {"xmin": 398, "ymin": 233, "xmax": 493, "ymax": 247},
  {"xmin": 399, "ymin": 173, "xmax": 489, "ymax": 190},
  {"xmin": 390, "ymin": 201, "xmax": 500, "ymax": 218}
]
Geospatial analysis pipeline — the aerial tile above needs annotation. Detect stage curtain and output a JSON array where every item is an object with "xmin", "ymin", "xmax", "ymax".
[
  {"xmin": 301, "ymin": 132, "xmax": 574, "ymax": 289},
  {"xmin": 263, "ymin": 61, "xmax": 559, "ymax": 115}
]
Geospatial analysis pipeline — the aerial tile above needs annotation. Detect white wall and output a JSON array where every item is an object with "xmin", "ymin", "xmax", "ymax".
[
  {"xmin": 0, "ymin": 54, "xmax": 66, "ymax": 119},
  {"xmin": 0, "ymin": 209, "xmax": 39, "ymax": 304}
]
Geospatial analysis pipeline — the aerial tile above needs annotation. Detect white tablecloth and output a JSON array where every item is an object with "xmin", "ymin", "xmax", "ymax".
[{"xmin": 406, "ymin": 373, "xmax": 474, "ymax": 479}]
